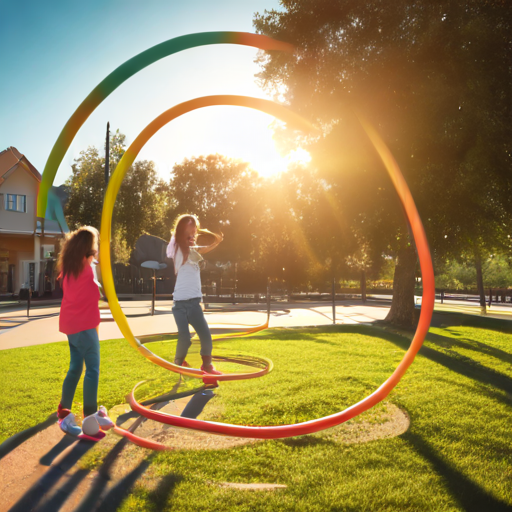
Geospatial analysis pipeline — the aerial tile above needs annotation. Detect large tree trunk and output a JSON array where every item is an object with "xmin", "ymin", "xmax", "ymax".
[
  {"xmin": 384, "ymin": 246, "xmax": 417, "ymax": 328},
  {"xmin": 474, "ymin": 249, "xmax": 486, "ymax": 313}
]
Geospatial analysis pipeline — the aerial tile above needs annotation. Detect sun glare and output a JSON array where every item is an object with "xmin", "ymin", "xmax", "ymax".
[
  {"xmin": 287, "ymin": 147, "xmax": 312, "ymax": 167},
  {"xmin": 139, "ymin": 107, "xmax": 312, "ymax": 182}
]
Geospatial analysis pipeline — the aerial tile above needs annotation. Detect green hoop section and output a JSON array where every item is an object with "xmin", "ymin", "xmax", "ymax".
[
  {"xmin": 99, "ymin": 94, "xmax": 316, "ymax": 379},
  {"xmin": 36, "ymin": 32, "xmax": 293, "ymax": 218}
]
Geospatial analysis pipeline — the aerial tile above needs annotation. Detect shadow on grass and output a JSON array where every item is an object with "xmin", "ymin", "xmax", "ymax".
[
  {"xmin": 140, "ymin": 472, "xmax": 183, "ymax": 511},
  {"xmin": 94, "ymin": 464, "xmax": 182, "ymax": 512},
  {"xmin": 280, "ymin": 435, "xmax": 337, "ymax": 448},
  {"xmin": 7, "ymin": 440, "xmax": 94, "ymax": 512},
  {"xmin": 8, "ymin": 421, "xmax": 179, "ymax": 512},
  {"xmin": 245, "ymin": 325, "xmax": 370, "ymax": 347},
  {"xmin": 419, "ymin": 334, "xmax": 512, "ymax": 397},
  {"xmin": 239, "ymin": 324, "xmax": 512, "ymax": 398},
  {"xmin": 75, "ymin": 398, "xmax": 183, "ymax": 511},
  {"xmin": 0, "ymin": 412, "xmax": 58, "ymax": 461},
  {"xmin": 356, "ymin": 324, "xmax": 512, "ymax": 399},
  {"xmin": 402, "ymin": 430, "xmax": 512, "ymax": 512},
  {"xmin": 432, "ymin": 311, "xmax": 512, "ymax": 334},
  {"xmin": 428, "ymin": 330, "xmax": 512, "ymax": 366}
]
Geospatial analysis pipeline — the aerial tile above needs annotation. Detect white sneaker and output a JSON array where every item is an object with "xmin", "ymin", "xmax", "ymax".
[
  {"xmin": 91, "ymin": 405, "xmax": 115, "ymax": 431},
  {"xmin": 82, "ymin": 415, "xmax": 100, "ymax": 436},
  {"xmin": 59, "ymin": 412, "xmax": 81, "ymax": 437}
]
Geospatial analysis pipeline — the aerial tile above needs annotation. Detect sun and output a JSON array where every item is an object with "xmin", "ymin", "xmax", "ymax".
[
  {"xmin": 286, "ymin": 147, "xmax": 312, "ymax": 167},
  {"xmin": 250, "ymin": 146, "xmax": 311, "ymax": 179},
  {"xmin": 139, "ymin": 106, "xmax": 312, "ymax": 181}
]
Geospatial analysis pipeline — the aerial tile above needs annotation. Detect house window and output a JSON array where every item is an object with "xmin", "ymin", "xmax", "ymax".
[{"xmin": 5, "ymin": 194, "xmax": 26, "ymax": 212}]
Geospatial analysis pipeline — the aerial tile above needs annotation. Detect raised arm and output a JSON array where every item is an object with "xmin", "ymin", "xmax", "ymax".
[{"xmin": 196, "ymin": 229, "xmax": 223, "ymax": 255}]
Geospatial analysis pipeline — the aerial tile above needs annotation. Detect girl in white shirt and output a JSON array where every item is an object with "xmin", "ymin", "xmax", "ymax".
[{"xmin": 167, "ymin": 214, "xmax": 222, "ymax": 374}]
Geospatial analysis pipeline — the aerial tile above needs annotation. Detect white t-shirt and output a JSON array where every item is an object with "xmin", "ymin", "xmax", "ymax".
[{"xmin": 172, "ymin": 246, "xmax": 203, "ymax": 301}]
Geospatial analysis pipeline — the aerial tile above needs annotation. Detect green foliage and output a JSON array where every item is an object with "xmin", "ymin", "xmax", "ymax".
[
  {"xmin": 64, "ymin": 130, "xmax": 170, "ymax": 259},
  {"xmin": 65, "ymin": 146, "xmax": 104, "ymax": 230},
  {"xmin": 115, "ymin": 159, "xmax": 168, "ymax": 249},
  {"xmin": 168, "ymin": 154, "xmax": 263, "ymax": 265},
  {"xmin": 436, "ymin": 253, "xmax": 512, "ymax": 290}
]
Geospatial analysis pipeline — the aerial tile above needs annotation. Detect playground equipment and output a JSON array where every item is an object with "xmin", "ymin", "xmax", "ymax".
[{"xmin": 36, "ymin": 32, "xmax": 434, "ymax": 448}]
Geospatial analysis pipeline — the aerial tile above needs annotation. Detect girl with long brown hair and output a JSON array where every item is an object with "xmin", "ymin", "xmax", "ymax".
[
  {"xmin": 166, "ymin": 214, "xmax": 223, "ymax": 374},
  {"xmin": 56, "ymin": 226, "xmax": 113, "ymax": 439}
]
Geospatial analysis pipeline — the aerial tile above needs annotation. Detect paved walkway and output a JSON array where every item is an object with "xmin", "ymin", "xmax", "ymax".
[
  {"xmin": 3, "ymin": 296, "xmax": 511, "ymax": 351},
  {"xmin": 0, "ymin": 300, "xmax": 391, "ymax": 350}
]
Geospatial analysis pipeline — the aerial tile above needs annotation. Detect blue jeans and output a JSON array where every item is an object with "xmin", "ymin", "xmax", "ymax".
[
  {"xmin": 61, "ymin": 328, "xmax": 100, "ymax": 417},
  {"xmin": 172, "ymin": 298, "xmax": 212, "ymax": 363}
]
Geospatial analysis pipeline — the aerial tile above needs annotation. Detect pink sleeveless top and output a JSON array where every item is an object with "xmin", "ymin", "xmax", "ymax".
[{"xmin": 59, "ymin": 263, "xmax": 100, "ymax": 335}]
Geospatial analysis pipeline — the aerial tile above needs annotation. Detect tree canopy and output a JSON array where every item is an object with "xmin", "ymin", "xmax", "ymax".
[{"xmin": 254, "ymin": 0, "xmax": 512, "ymax": 324}]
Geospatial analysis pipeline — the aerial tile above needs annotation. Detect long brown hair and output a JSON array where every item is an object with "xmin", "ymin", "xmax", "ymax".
[
  {"xmin": 58, "ymin": 226, "xmax": 99, "ymax": 279},
  {"xmin": 172, "ymin": 214, "xmax": 199, "ymax": 259}
]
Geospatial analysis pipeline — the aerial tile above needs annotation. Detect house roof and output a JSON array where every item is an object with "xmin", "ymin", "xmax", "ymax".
[{"xmin": 0, "ymin": 147, "xmax": 41, "ymax": 186}]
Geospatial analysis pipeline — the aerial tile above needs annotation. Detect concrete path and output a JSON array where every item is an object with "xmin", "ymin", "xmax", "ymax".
[
  {"xmin": 0, "ymin": 300, "xmax": 391, "ymax": 350},
  {"xmin": 3, "ymin": 295, "xmax": 511, "ymax": 351}
]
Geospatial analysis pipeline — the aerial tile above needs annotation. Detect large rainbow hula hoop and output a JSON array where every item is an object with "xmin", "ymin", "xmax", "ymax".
[
  {"xmin": 36, "ymin": 32, "xmax": 293, "ymax": 219},
  {"xmin": 101, "ymin": 94, "xmax": 434, "ymax": 438},
  {"xmin": 37, "ymin": 31, "xmax": 434, "ymax": 439},
  {"xmin": 100, "ymin": 95, "xmax": 316, "ymax": 381}
]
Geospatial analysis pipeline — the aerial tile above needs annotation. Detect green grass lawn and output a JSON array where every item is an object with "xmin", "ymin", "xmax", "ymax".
[{"xmin": 1, "ymin": 318, "xmax": 511, "ymax": 511}]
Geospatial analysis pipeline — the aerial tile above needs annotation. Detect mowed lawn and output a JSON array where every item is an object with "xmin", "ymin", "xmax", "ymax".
[{"xmin": 0, "ymin": 317, "xmax": 511, "ymax": 511}]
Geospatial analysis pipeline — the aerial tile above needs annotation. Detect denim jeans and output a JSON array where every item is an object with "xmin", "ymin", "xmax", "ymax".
[
  {"xmin": 61, "ymin": 328, "xmax": 100, "ymax": 416},
  {"xmin": 172, "ymin": 298, "xmax": 212, "ymax": 363}
]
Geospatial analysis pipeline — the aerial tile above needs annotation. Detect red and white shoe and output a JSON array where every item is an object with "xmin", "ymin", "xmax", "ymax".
[
  {"xmin": 79, "ymin": 414, "xmax": 106, "ymax": 442},
  {"xmin": 58, "ymin": 411, "xmax": 82, "ymax": 437},
  {"xmin": 85, "ymin": 405, "xmax": 114, "ymax": 431}
]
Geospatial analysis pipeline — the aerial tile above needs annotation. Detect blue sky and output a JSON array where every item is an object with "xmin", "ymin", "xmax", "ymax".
[{"xmin": 0, "ymin": 0, "xmax": 309, "ymax": 184}]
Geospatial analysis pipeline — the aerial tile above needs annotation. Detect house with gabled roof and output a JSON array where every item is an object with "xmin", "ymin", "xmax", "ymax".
[{"xmin": 0, "ymin": 146, "xmax": 68, "ymax": 297}]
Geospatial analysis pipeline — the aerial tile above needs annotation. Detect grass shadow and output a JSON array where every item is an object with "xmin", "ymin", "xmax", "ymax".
[
  {"xmin": 139, "ymin": 472, "xmax": 183, "ymax": 512},
  {"xmin": 300, "ymin": 324, "xmax": 512, "ymax": 406},
  {"xmin": 75, "ymin": 396, "xmax": 182, "ymax": 511},
  {"xmin": 420, "ymin": 334, "xmax": 512, "ymax": 396},
  {"xmin": 365, "ymin": 325, "xmax": 512, "ymax": 399},
  {"xmin": 430, "ymin": 374, "xmax": 512, "ymax": 410},
  {"xmin": 429, "ymin": 330, "xmax": 512, "ymax": 366},
  {"xmin": 280, "ymin": 435, "xmax": 337, "ymax": 449},
  {"xmin": 402, "ymin": 430, "xmax": 512, "ymax": 512},
  {"xmin": 93, "ymin": 458, "xmax": 154, "ymax": 512},
  {"xmin": 432, "ymin": 311, "xmax": 512, "ymax": 334}
]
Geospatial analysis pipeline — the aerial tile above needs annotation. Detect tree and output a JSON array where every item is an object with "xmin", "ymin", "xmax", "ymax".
[
  {"xmin": 115, "ymin": 159, "xmax": 168, "ymax": 249},
  {"xmin": 168, "ymin": 154, "xmax": 264, "ymax": 266},
  {"xmin": 65, "ymin": 130, "xmax": 169, "ymax": 260},
  {"xmin": 65, "ymin": 146, "xmax": 104, "ymax": 230},
  {"xmin": 254, "ymin": 0, "xmax": 512, "ymax": 326}
]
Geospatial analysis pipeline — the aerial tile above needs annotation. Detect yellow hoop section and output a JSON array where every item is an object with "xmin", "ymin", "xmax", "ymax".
[{"xmin": 99, "ymin": 95, "xmax": 317, "ymax": 378}]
